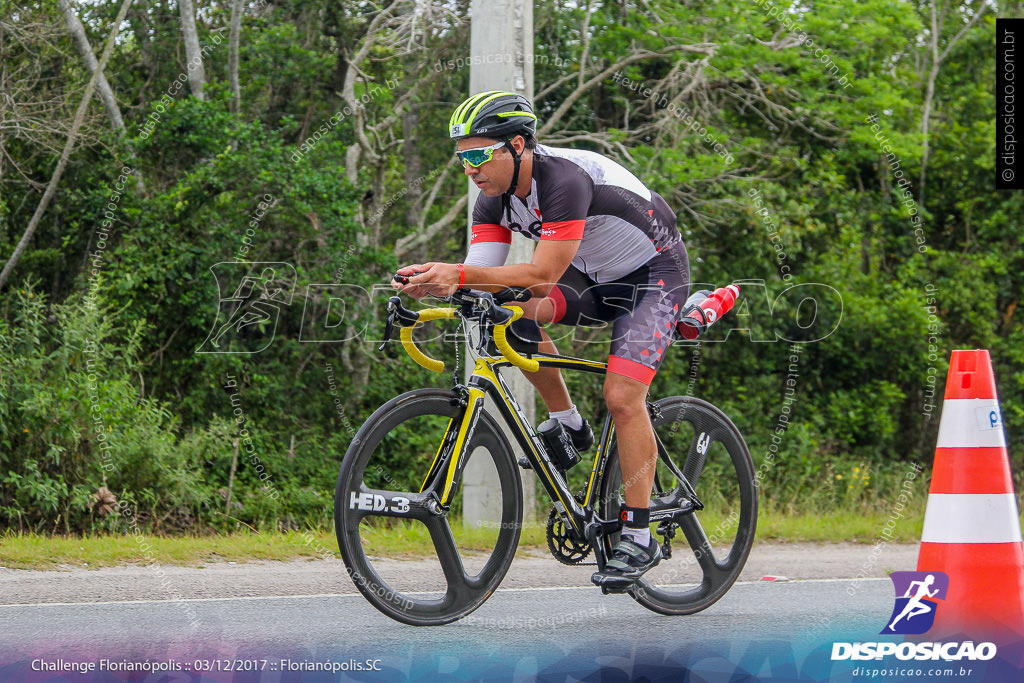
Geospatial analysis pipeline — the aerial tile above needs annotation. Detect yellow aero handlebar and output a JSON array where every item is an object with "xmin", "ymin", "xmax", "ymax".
[
  {"xmin": 399, "ymin": 307, "xmax": 456, "ymax": 373},
  {"xmin": 398, "ymin": 304, "xmax": 540, "ymax": 374},
  {"xmin": 493, "ymin": 306, "xmax": 540, "ymax": 373}
]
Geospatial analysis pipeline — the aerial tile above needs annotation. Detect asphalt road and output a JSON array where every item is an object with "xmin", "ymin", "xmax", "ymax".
[
  {"xmin": 0, "ymin": 578, "xmax": 945, "ymax": 682},
  {"xmin": 3, "ymin": 544, "xmax": 1022, "ymax": 681},
  {"xmin": 1, "ymin": 578, "xmax": 890, "ymax": 651},
  {"xmin": 0, "ymin": 541, "xmax": 921, "ymax": 604}
]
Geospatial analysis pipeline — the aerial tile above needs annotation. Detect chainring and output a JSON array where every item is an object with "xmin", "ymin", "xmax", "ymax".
[{"xmin": 546, "ymin": 500, "xmax": 592, "ymax": 565}]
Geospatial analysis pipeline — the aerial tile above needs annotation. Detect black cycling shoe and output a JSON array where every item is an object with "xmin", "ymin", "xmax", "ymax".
[
  {"xmin": 591, "ymin": 534, "xmax": 662, "ymax": 589},
  {"xmin": 565, "ymin": 419, "xmax": 594, "ymax": 452}
]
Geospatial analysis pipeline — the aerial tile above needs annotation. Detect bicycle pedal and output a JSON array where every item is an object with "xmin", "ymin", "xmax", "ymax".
[
  {"xmin": 517, "ymin": 456, "xmax": 532, "ymax": 470},
  {"xmin": 591, "ymin": 572, "xmax": 636, "ymax": 593}
]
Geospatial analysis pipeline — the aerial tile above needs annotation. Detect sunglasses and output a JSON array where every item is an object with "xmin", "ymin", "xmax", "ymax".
[{"xmin": 456, "ymin": 141, "xmax": 506, "ymax": 167}]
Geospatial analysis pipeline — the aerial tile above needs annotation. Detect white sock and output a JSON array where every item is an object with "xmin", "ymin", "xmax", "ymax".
[
  {"xmin": 549, "ymin": 404, "xmax": 583, "ymax": 431},
  {"xmin": 621, "ymin": 526, "xmax": 651, "ymax": 546}
]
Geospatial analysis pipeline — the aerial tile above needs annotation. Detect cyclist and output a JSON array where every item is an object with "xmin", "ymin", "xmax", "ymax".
[{"xmin": 394, "ymin": 90, "xmax": 690, "ymax": 590}]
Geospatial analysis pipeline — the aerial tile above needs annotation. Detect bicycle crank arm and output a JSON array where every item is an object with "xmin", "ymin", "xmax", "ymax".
[
  {"xmin": 584, "ymin": 520, "xmax": 619, "ymax": 572},
  {"xmin": 653, "ymin": 485, "xmax": 704, "ymax": 513},
  {"xmin": 648, "ymin": 499, "xmax": 699, "ymax": 521}
]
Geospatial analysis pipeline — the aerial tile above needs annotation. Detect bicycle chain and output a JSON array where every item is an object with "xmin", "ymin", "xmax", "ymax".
[
  {"xmin": 452, "ymin": 328, "xmax": 461, "ymax": 387},
  {"xmin": 545, "ymin": 494, "xmax": 681, "ymax": 567}
]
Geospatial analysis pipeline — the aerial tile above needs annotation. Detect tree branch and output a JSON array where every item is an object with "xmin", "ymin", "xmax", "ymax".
[
  {"xmin": 939, "ymin": 0, "xmax": 987, "ymax": 63},
  {"xmin": 418, "ymin": 158, "xmax": 462, "ymax": 231},
  {"xmin": 58, "ymin": 0, "xmax": 125, "ymax": 131},
  {"xmin": 394, "ymin": 193, "xmax": 468, "ymax": 260},
  {"xmin": 538, "ymin": 44, "xmax": 716, "ymax": 137},
  {"xmin": 0, "ymin": 0, "xmax": 133, "ymax": 290}
]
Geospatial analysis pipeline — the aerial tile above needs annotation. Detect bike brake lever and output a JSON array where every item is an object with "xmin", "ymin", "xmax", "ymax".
[
  {"xmin": 379, "ymin": 299, "xmax": 399, "ymax": 351},
  {"xmin": 474, "ymin": 310, "xmax": 490, "ymax": 353},
  {"xmin": 488, "ymin": 304, "xmax": 514, "ymax": 326},
  {"xmin": 379, "ymin": 312, "xmax": 396, "ymax": 351}
]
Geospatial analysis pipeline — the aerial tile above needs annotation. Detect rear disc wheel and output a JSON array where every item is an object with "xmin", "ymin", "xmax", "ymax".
[{"xmin": 599, "ymin": 395, "xmax": 757, "ymax": 615}]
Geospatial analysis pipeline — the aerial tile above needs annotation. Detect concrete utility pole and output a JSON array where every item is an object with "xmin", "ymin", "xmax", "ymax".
[{"xmin": 461, "ymin": 0, "xmax": 537, "ymax": 527}]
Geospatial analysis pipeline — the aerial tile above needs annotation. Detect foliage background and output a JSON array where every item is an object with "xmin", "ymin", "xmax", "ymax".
[{"xmin": 1, "ymin": 0, "xmax": 1020, "ymax": 533}]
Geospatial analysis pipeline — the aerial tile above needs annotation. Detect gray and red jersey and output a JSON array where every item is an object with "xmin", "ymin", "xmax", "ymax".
[
  {"xmin": 466, "ymin": 144, "xmax": 681, "ymax": 281},
  {"xmin": 465, "ymin": 144, "xmax": 690, "ymax": 385}
]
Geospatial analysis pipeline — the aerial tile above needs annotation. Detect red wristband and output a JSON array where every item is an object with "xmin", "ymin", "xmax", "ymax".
[{"xmin": 457, "ymin": 263, "xmax": 466, "ymax": 287}]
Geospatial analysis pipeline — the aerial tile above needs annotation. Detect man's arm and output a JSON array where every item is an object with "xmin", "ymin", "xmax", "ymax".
[
  {"xmin": 465, "ymin": 238, "xmax": 579, "ymax": 296},
  {"xmin": 398, "ymin": 239, "xmax": 580, "ymax": 298},
  {"xmin": 398, "ymin": 154, "xmax": 590, "ymax": 298}
]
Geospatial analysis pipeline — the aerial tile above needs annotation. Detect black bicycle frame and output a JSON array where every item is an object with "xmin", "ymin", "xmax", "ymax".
[
  {"xmin": 471, "ymin": 354, "xmax": 612, "ymax": 539},
  {"xmin": 428, "ymin": 351, "xmax": 701, "ymax": 549}
]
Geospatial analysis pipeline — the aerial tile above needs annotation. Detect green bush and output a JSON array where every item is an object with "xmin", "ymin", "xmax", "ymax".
[{"xmin": 0, "ymin": 284, "xmax": 234, "ymax": 533}]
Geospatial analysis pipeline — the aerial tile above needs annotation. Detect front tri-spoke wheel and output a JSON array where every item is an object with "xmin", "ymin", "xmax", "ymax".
[
  {"xmin": 599, "ymin": 395, "xmax": 757, "ymax": 615},
  {"xmin": 334, "ymin": 389, "xmax": 522, "ymax": 626}
]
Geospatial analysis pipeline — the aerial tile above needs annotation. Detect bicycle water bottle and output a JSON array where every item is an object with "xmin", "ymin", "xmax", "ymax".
[
  {"xmin": 676, "ymin": 284, "xmax": 740, "ymax": 340},
  {"xmin": 538, "ymin": 420, "xmax": 581, "ymax": 473}
]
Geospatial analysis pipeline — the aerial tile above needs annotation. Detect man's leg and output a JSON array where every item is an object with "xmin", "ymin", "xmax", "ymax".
[
  {"xmin": 505, "ymin": 295, "xmax": 592, "ymax": 449},
  {"xmin": 603, "ymin": 373, "xmax": 657, "ymax": 508},
  {"xmin": 588, "ymin": 371, "xmax": 662, "ymax": 588},
  {"xmin": 589, "ymin": 267, "xmax": 685, "ymax": 586},
  {"xmin": 513, "ymin": 296, "xmax": 571, "ymax": 412},
  {"xmin": 525, "ymin": 328, "xmax": 573, "ymax": 411}
]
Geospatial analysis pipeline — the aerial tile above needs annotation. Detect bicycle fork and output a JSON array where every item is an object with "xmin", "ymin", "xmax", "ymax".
[{"xmin": 418, "ymin": 386, "xmax": 486, "ymax": 510}]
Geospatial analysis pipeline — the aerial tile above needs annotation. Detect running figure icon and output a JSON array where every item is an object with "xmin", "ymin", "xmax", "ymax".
[
  {"xmin": 197, "ymin": 262, "xmax": 296, "ymax": 354},
  {"xmin": 888, "ymin": 574, "xmax": 940, "ymax": 631},
  {"xmin": 209, "ymin": 267, "xmax": 288, "ymax": 347}
]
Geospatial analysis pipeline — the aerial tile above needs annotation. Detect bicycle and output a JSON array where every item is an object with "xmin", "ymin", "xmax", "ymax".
[{"xmin": 334, "ymin": 287, "xmax": 757, "ymax": 626}]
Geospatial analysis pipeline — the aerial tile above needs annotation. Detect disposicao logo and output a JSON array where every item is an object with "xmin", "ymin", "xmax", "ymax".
[
  {"xmin": 831, "ymin": 571, "xmax": 997, "ymax": 663},
  {"xmin": 830, "ymin": 641, "xmax": 996, "ymax": 662},
  {"xmin": 881, "ymin": 571, "xmax": 948, "ymax": 635}
]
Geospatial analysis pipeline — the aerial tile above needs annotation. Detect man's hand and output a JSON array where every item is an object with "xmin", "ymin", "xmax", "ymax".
[
  {"xmin": 393, "ymin": 262, "xmax": 460, "ymax": 299},
  {"xmin": 393, "ymin": 238, "xmax": 580, "ymax": 299}
]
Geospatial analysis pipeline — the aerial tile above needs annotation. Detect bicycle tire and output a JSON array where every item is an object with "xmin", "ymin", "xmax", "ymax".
[
  {"xmin": 335, "ymin": 388, "xmax": 523, "ymax": 626},
  {"xmin": 598, "ymin": 395, "xmax": 757, "ymax": 615}
]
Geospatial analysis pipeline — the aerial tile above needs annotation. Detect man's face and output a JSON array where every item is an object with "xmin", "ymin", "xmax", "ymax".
[{"xmin": 456, "ymin": 136, "xmax": 522, "ymax": 196}]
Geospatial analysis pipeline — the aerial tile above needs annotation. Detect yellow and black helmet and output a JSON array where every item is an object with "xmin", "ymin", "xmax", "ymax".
[{"xmin": 449, "ymin": 91, "xmax": 537, "ymax": 140}]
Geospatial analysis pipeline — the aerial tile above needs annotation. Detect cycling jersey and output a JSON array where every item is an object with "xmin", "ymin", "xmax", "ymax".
[
  {"xmin": 550, "ymin": 243, "xmax": 690, "ymax": 384},
  {"xmin": 464, "ymin": 144, "xmax": 690, "ymax": 385},
  {"xmin": 466, "ymin": 145, "xmax": 681, "ymax": 282}
]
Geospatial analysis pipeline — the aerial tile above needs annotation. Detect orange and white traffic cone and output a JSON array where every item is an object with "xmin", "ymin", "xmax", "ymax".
[{"xmin": 916, "ymin": 349, "xmax": 1024, "ymax": 642}]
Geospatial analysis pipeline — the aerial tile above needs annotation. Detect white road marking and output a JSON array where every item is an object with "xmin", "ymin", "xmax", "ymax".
[{"xmin": 0, "ymin": 577, "xmax": 890, "ymax": 609}]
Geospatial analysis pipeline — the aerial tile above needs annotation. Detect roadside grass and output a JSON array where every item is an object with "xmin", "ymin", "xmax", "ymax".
[
  {"xmin": 0, "ymin": 529, "xmax": 334, "ymax": 571},
  {"xmin": 0, "ymin": 506, "xmax": 944, "ymax": 571},
  {"xmin": 755, "ymin": 508, "xmax": 923, "ymax": 543}
]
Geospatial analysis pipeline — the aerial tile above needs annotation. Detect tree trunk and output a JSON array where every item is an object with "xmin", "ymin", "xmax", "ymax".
[
  {"xmin": 225, "ymin": 439, "xmax": 239, "ymax": 514},
  {"xmin": 178, "ymin": 0, "xmax": 206, "ymax": 100},
  {"xmin": 127, "ymin": 3, "xmax": 157, "ymax": 106},
  {"xmin": 919, "ymin": 0, "xmax": 988, "ymax": 213},
  {"xmin": 58, "ymin": 0, "xmax": 125, "ymax": 132},
  {"xmin": 402, "ymin": 101, "xmax": 423, "ymax": 229},
  {"xmin": 0, "ymin": 0, "xmax": 134, "ymax": 290},
  {"xmin": 920, "ymin": 58, "xmax": 938, "ymax": 213},
  {"xmin": 919, "ymin": 4, "xmax": 941, "ymax": 214},
  {"xmin": 228, "ymin": 0, "xmax": 243, "ymax": 114},
  {"xmin": 58, "ymin": 0, "xmax": 145, "ymax": 194}
]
